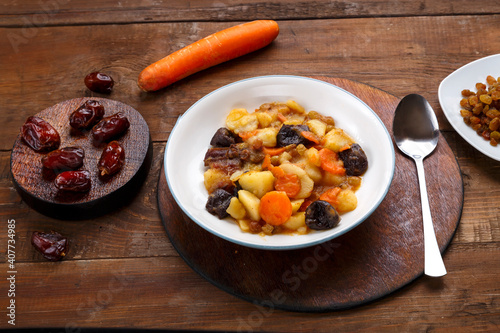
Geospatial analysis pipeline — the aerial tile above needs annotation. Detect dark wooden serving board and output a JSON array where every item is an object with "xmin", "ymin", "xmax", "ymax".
[
  {"xmin": 157, "ymin": 77, "xmax": 463, "ymax": 311},
  {"xmin": 11, "ymin": 97, "xmax": 152, "ymax": 220}
]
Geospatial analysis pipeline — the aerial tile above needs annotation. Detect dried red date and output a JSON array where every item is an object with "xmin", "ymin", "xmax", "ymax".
[
  {"xmin": 41, "ymin": 147, "xmax": 84, "ymax": 173},
  {"xmin": 21, "ymin": 116, "xmax": 60, "ymax": 152},
  {"xmin": 55, "ymin": 170, "xmax": 91, "ymax": 192},
  {"xmin": 31, "ymin": 231, "xmax": 69, "ymax": 261},
  {"xmin": 69, "ymin": 100, "xmax": 105, "ymax": 130},
  {"xmin": 92, "ymin": 112, "xmax": 130, "ymax": 146},
  {"xmin": 98, "ymin": 141, "xmax": 125, "ymax": 177},
  {"xmin": 84, "ymin": 72, "xmax": 114, "ymax": 93}
]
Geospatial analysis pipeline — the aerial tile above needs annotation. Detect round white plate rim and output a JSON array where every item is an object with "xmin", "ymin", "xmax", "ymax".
[
  {"xmin": 438, "ymin": 54, "xmax": 500, "ymax": 162},
  {"xmin": 164, "ymin": 75, "xmax": 395, "ymax": 250}
]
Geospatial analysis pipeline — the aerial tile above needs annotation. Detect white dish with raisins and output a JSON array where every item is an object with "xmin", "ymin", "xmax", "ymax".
[
  {"xmin": 438, "ymin": 53, "xmax": 500, "ymax": 161},
  {"xmin": 165, "ymin": 76, "xmax": 395, "ymax": 250}
]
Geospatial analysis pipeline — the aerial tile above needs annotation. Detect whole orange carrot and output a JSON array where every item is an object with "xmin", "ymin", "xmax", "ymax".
[{"xmin": 137, "ymin": 20, "xmax": 280, "ymax": 91}]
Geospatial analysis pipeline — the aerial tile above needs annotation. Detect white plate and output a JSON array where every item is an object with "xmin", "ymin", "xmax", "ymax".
[
  {"xmin": 164, "ymin": 75, "xmax": 395, "ymax": 250},
  {"xmin": 438, "ymin": 54, "xmax": 500, "ymax": 161}
]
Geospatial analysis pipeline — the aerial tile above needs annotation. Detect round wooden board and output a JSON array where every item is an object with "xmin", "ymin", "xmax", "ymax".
[
  {"xmin": 11, "ymin": 97, "xmax": 152, "ymax": 220},
  {"xmin": 157, "ymin": 77, "xmax": 463, "ymax": 311}
]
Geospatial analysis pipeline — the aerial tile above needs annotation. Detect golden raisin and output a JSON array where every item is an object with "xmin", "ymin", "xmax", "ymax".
[{"xmin": 480, "ymin": 94, "xmax": 493, "ymax": 105}]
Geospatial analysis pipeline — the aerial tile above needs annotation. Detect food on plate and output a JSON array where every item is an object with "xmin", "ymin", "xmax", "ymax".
[
  {"xmin": 55, "ymin": 170, "xmax": 91, "ymax": 192},
  {"xmin": 91, "ymin": 112, "xmax": 130, "ymax": 146},
  {"xmin": 84, "ymin": 72, "xmax": 114, "ymax": 94},
  {"xmin": 98, "ymin": 140, "xmax": 125, "ymax": 177},
  {"xmin": 460, "ymin": 75, "xmax": 500, "ymax": 146},
  {"xmin": 137, "ymin": 20, "xmax": 280, "ymax": 91},
  {"xmin": 41, "ymin": 146, "xmax": 84, "ymax": 173},
  {"xmin": 203, "ymin": 100, "xmax": 368, "ymax": 235},
  {"xmin": 31, "ymin": 231, "xmax": 69, "ymax": 261},
  {"xmin": 69, "ymin": 100, "xmax": 105, "ymax": 130},
  {"xmin": 21, "ymin": 116, "xmax": 60, "ymax": 152}
]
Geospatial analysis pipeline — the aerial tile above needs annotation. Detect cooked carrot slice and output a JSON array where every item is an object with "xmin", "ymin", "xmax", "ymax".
[
  {"xmin": 259, "ymin": 191, "xmax": 293, "ymax": 226},
  {"xmin": 262, "ymin": 146, "xmax": 287, "ymax": 156},
  {"xmin": 301, "ymin": 131, "xmax": 320, "ymax": 144},
  {"xmin": 275, "ymin": 173, "xmax": 301, "ymax": 197},
  {"xmin": 319, "ymin": 148, "xmax": 346, "ymax": 175},
  {"xmin": 319, "ymin": 187, "xmax": 341, "ymax": 206}
]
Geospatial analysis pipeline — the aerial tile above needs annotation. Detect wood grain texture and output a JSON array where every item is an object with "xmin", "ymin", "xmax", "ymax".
[
  {"xmin": 0, "ymin": 0, "xmax": 499, "ymax": 26},
  {"xmin": 10, "ymin": 97, "xmax": 152, "ymax": 219},
  {"xmin": 157, "ymin": 77, "xmax": 463, "ymax": 311},
  {"xmin": 1, "ymin": 16, "xmax": 500, "ymax": 150}
]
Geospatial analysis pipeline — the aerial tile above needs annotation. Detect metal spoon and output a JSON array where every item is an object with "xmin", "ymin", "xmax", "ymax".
[{"xmin": 393, "ymin": 94, "xmax": 447, "ymax": 277}]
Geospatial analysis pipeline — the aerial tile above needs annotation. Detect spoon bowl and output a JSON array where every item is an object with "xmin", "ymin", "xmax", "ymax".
[{"xmin": 393, "ymin": 94, "xmax": 447, "ymax": 277}]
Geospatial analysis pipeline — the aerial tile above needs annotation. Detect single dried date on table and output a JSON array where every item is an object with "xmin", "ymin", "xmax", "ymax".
[
  {"xmin": 31, "ymin": 231, "xmax": 69, "ymax": 261},
  {"xmin": 41, "ymin": 147, "xmax": 85, "ymax": 173},
  {"xmin": 92, "ymin": 112, "xmax": 130, "ymax": 146},
  {"xmin": 69, "ymin": 100, "xmax": 105, "ymax": 130},
  {"xmin": 98, "ymin": 140, "xmax": 125, "ymax": 177},
  {"xmin": 84, "ymin": 72, "xmax": 114, "ymax": 94},
  {"xmin": 21, "ymin": 116, "xmax": 60, "ymax": 152},
  {"xmin": 55, "ymin": 170, "xmax": 91, "ymax": 192}
]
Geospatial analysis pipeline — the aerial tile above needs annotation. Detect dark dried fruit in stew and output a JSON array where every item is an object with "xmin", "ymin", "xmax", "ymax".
[
  {"xmin": 31, "ymin": 231, "xmax": 69, "ymax": 261},
  {"xmin": 41, "ymin": 146, "xmax": 84, "ymax": 173},
  {"xmin": 21, "ymin": 116, "xmax": 60, "ymax": 152},
  {"xmin": 55, "ymin": 170, "xmax": 91, "ymax": 192},
  {"xmin": 98, "ymin": 141, "xmax": 125, "ymax": 177},
  {"xmin": 206, "ymin": 188, "xmax": 234, "ymax": 219},
  {"xmin": 91, "ymin": 112, "xmax": 130, "ymax": 146},
  {"xmin": 69, "ymin": 100, "xmax": 105, "ymax": 130},
  {"xmin": 84, "ymin": 72, "xmax": 114, "ymax": 94},
  {"xmin": 210, "ymin": 127, "xmax": 237, "ymax": 147},
  {"xmin": 305, "ymin": 200, "xmax": 340, "ymax": 230},
  {"xmin": 276, "ymin": 124, "xmax": 310, "ymax": 147},
  {"xmin": 338, "ymin": 143, "xmax": 368, "ymax": 176}
]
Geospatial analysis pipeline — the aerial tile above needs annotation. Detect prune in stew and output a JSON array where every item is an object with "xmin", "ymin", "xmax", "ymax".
[
  {"xmin": 305, "ymin": 200, "xmax": 340, "ymax": 230},
  {"xmin": 276, "ymin": 124, "xmax": 309, "ymax": 147},
  {"xmin": 69, "ymin": 100, "xmax": 105, "ymax": 130},
  {"xmin": 41, "ymin": 146, "xmax": 84, "ymax": 173},
  {"xmin": 31, "ymin": 231, "xmax": 69, "ymax": 261},
  {"xmin": 21, "ymin": 116, "xmax": 61, "ymax": 152},
  {"xmin": 210, "ymin": 127, "xmax": 236, "ymax": 147},
  {"xmin": 84, "ymin": 72, "xmax": 114, "ymax": 94},
  {"xmin": 206, "ymin": 188, "xmax": 234, "ymax": 219},
  {"xmin": 338, "ymin": 143, "xmax": 368, "ymax": 176}
]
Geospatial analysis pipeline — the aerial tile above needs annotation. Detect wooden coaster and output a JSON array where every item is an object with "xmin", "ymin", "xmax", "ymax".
[
  {"xmin": 157, "ymin": 77, "xmax": 463, "ymax": 311},
  {"xmin": 11, "ymin": 97, "xmax": 152, "ymax": 220}
]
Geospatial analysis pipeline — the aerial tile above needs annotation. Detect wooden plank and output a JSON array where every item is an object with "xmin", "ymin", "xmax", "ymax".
[
  {"xmin": 1, "ymin": 16, "xmax": 499, "ymax": 150},
  {"xmin": 2, "ymin": 242, "xmax": 498, "ymax": 330},
  {"xmin": 0, "ymin": 0, "xmax": 499, "ymax": 26}
]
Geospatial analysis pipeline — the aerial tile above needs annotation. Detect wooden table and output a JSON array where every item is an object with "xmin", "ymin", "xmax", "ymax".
[{"xmin": 1, "ymin": 1, "xmax": 499, "ymax": 331}]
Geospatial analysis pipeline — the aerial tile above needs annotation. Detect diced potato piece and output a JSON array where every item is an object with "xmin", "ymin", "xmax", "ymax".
[
  {"xmin": 322, "ymin": 172, "xmax": 347, "ymax": 187},
  {"xmin": 336, "ymin": 189, "xmax": 358, "ymax": 212},
  {"xmin": 278, "ymin": 152, "xmax": 292, "ymax": 164},
  {"xmin": 226, "ymin": 108, "xmax": 259, "ymax": 134},
  {"xmin": 238, "ymin": 190, "xmax": 261, "ymax": 221},
  {"xmin": 290, "ymin": 199, "xmax": 304, "ymax": 213},
  {"xmin": 204, "ymin": 168, "xmax": 229, "ymax": 193},
  {"xmin": 296, "ymin": 226, "xmax": 308, "ymax": 234},
  {"xmin": 280, "ymin": 163, "xmax": 314, "ymax": 199},
  {"xmin": 283, "ymin": 212, "xmax": 306, "ymax": 230},
  {"xmin": 237, "ymin": 219, "xmax": 250, "ymax": 232},
  {"xmin": 305, "ymin": 163, "xmax": 322, "ymax": 183},
  {"xmin": 286, "ymin": 100, "xmax": 306, "ymax": 114},
  {"xmin": 254, "ymin": 127, "xmax": 278, "ymax": 147},
  {"xmin": 255, "ymin": 112, "xmax": 274, "ymax": 127},
  {"xmin": 306, "ymin": 119, "xmax": 327, "ymax": 138},
  {"xmin": 226, "ymin": 197, "xmax": 246, "ymax": 220},
  {"xmin": 322, "ymin": 128, "xmax": 354, "ymax": 152},
  {"xmin": 305, "ymin": 147, "xmax": 321, "ymax": 167},
  {"xmin": 238, "ymin": 171, "xmax": 275, "ymax": 198}
]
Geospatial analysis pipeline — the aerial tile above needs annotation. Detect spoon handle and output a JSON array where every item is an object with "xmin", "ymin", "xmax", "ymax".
[{"xmin": 414, "ymin": 157, "xmax": 447, "ymax": 277}]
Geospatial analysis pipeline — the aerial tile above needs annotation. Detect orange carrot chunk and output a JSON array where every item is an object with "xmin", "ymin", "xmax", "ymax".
[
  {"xmin": 319, "ymin": 148, "xmax": 346, "ymax": 175},
  {"xmin": 319, "ymin": 187, "xmax": 341, "ymax": 207},
  {"xmin": 138, "ymin": 20, "xmax": 280, "ymax": 91},
  {"xmin": 262, "ymin": 146, "xmax": 286, "ymax": 156},
  {"xmin": 259, "ymin": 191, "xmax": 293, "ymax": 226},
  {"xmin": 301, "ymin": 131, "xmax": 320, "ymax": 144},
  {"xmin": 275, "ymin": 173, "xmax": 301, "ymax": 198}
]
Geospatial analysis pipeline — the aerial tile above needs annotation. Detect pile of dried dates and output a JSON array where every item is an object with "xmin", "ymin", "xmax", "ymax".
[{"xmin": 20, "ymin": 99, "xmax": 130, "ymax": 193}]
